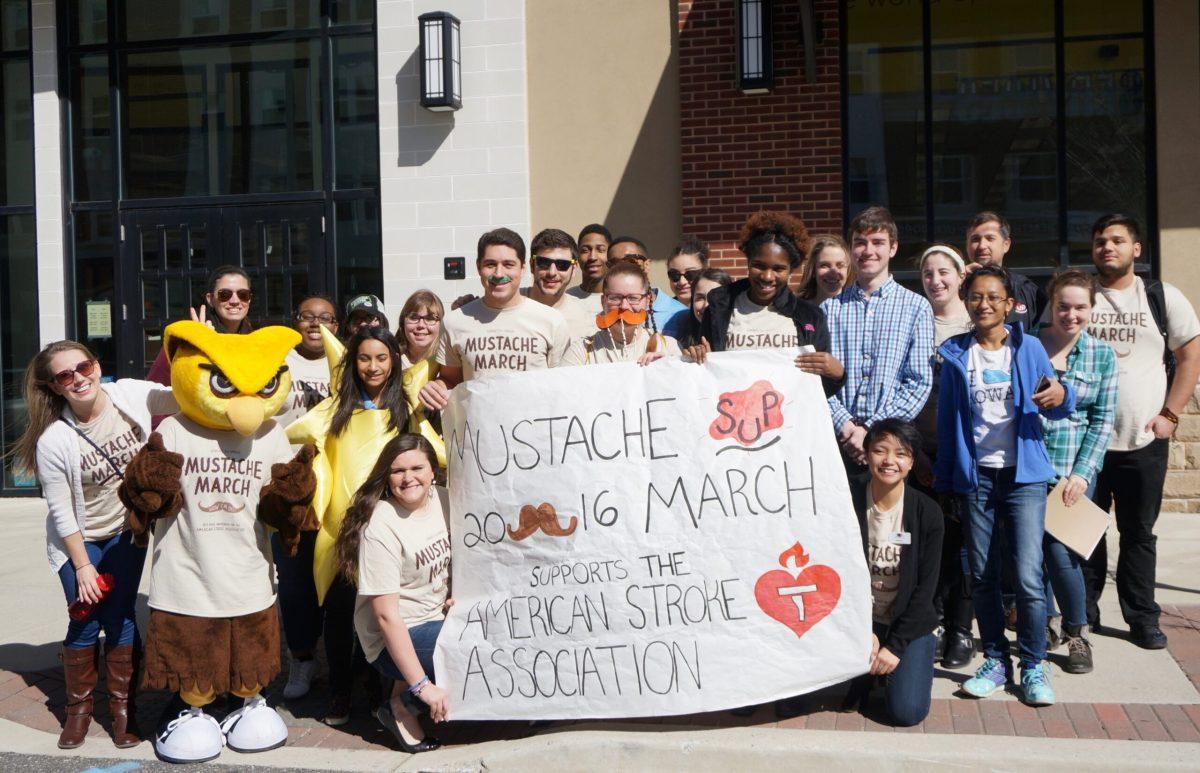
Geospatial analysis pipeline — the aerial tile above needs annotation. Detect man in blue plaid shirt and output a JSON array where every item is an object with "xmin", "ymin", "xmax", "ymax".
[{"xmin": 821, "ymin": 207, "xmax": 935, "ymax": 474}]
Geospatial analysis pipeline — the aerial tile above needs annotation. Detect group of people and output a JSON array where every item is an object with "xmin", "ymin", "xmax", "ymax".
[{"xmin": 14, "ymin": 205, "xmax": 1199, "ymax": 759}]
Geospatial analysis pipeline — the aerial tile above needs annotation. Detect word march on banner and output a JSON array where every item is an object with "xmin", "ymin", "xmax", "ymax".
[{"xmin": 435, "ymin": 351, "xmax": 872, "ymax": 720}]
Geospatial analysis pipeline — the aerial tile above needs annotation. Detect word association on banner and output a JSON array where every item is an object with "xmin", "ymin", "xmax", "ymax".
[{"xmin": 436, "ymin": 354, "xmax": 871, "ymax": 720}]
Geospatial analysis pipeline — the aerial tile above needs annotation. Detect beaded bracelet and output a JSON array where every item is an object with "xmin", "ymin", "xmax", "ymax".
[{"xmin": 408, "ymin": 676, "xmax": 430, "ymax": 697}]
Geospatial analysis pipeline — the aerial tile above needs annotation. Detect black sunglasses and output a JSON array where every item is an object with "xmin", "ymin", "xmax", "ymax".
[
  {"xmin": 533, "ymin": 256, "xmax": 576, "ymax": 272},
  {"xmin": 667, "ymin": 268, "xmax": 703, "ymax": 284},
  {"xmin": 215, "ymin": 288, "xmax": 252, "ymax": 303}
]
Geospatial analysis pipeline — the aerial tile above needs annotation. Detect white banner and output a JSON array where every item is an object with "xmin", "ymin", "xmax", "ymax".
[{"xmin": 434, "ymin": 351, "xmax": 871, "ymax": 720}]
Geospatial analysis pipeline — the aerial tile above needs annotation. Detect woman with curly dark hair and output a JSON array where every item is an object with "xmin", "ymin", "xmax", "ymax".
[{"xmin": 685, "ymin": 211, "xmax": 844, "ymax": 396}]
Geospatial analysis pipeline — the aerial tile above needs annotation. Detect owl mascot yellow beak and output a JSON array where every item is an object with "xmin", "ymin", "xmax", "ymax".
[
  {"xmin": 286, "ymin": 325, "xmax": 446, "ymax": 604},
  {"xmin": 116, "ymin": 320, "xmax": 319, "ymax": 762}
]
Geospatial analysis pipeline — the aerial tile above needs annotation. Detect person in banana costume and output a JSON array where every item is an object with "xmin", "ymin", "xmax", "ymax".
[{"xmin": 285, "ymin": 323, "xmax": 445, "ymax": 722}]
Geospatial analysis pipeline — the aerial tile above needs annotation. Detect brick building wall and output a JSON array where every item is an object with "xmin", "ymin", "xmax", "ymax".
[
  {"xmin": 677, "ymin": 0, "xmax": 842, "ymax": 275},
  {"xmin": 1164, "ymin": 386, "xmax": 1200, "ymax": 513}
]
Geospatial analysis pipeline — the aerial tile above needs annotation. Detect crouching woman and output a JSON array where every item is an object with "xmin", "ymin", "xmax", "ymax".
[
  {"xmin": 335, "ymin": 434, "xmax": 451, "ymax": 753},
  {"xmin": 846, "ymin": 419, "xmax": 944, "ymax": 726}
]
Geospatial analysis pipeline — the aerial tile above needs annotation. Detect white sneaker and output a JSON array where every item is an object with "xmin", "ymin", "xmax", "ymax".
[
  {"xmin": 282, "ymin": 657, "xmax": 319, "ymax": 699},
  {"xmin": 220, "ymin": 695, "xmax": 289, "ymax": 753},
  {"xmin": 155, "ymin": 707, "xmax": 224, "ymax": 764}
]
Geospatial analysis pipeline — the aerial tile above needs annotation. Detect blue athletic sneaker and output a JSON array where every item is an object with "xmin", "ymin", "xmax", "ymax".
[
  {"xmin": 1021, "ymin": 663, "xmax": 1055, "ymax": 706},
  {"xmin": 962, "ymin": 657, "xmax": 1008, "ymax": 698}
]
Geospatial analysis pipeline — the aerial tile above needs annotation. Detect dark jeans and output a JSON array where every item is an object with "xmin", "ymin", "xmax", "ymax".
[
  {"xmin": 271, "ymin": 531, "xmax": 322, "ymax": 654},
  {"xmin": 1042, "ymin": 480, "xmax": 1095, "ymax": 629},
  {"xmin": 960, "ymin": 466, "xmax": 1047, "ymax": 669},
  {"xmin": 57, "ymin": 531, "xmax": 146, "ymax": 648},
  {"xmin": 370, "ymin": 619, "xmax": 443, "ymax": 716},
  {"xmin": 1087, "ymin": 438, "xmax": 1169, "ymax": 630},
  {"xmin": 936, "ymin": 504, "xmax": 974, "ymax": 634},
  {"xmin": 846, "ymin": 623, "xmax": 936, "ymax": 727},
  {"xmin": 324, "ymin": 575, "xmax": 367, "ymax": 699}
]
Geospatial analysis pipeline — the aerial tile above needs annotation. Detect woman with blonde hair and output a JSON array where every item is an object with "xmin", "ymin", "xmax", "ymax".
[
  {"xmin": 798, "ymin": 234, "xmax": 855, "ymax": 303},
  {"xmin": 397, "ymin": 290, "xmax": 448, "ymax": 467},
  {"xmin": 13, "ymin": 341, "xmax": 175, "ymax": 749}
]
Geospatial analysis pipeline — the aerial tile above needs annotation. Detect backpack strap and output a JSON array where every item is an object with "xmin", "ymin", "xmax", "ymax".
[{"xmin": 1143, "ymin": 279, "xmax": 1177, "ymax": 387}]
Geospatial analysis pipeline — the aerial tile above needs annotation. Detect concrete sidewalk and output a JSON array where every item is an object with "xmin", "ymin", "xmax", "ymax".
[{"xmin": 2, "ymin": 497, "xmax": 1198, "ymax": 770}]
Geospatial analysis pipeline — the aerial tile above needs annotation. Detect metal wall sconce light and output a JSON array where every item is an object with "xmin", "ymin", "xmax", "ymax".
[
  {"xmin": 418, "ymin": 11, "xmax": 462, "ymax": 111},
  {"xmin": 737, "ymin": 0, "xmax": 773, "ymax": 94}
]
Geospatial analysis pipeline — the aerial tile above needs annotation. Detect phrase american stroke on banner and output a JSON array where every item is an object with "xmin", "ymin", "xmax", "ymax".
[{"xmin": 435, "ymin": 350, "xmax": 872, "ymax": 720}]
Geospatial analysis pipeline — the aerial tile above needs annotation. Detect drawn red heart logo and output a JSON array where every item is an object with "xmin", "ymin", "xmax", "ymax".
[{"xmin": 754, "ymin": 564, "xmax": 841, "ymax": 639}]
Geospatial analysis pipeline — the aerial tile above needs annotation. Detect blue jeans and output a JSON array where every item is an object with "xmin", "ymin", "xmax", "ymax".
[
  {"xmin": 960, "ymin": 466, "xmax": 1047, "ymax": 669},
  {"xmin": 370, "ymin": 619, "xmax": 443, "ymax": 715},
  {"xmin": 876, "ymin": 624, "xmax": 936, "ymax": 727},
  {"xmin": 1041, "ymin": 480, "xmax": 1095, "ymax": 629},
  {"xmin": 271, "ymin": 531, "xmax": 322, "ymax": 653},
  {"xmin": 57, "ymin": 531, "xmax": 146, "ymax": 648}
]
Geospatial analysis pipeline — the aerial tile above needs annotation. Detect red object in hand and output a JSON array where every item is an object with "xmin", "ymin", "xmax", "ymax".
[{"xmin": 68, "ymin": 573, "xmax": 115, "ymax": 621}]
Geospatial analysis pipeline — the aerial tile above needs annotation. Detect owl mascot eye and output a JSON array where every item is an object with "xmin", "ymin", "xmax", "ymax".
[{"xmin": 117, "ymin": 320, "xmax": 319, "ymax": 764}]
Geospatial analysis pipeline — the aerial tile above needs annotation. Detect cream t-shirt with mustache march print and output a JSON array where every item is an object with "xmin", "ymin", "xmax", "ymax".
[
  {"xmin": 1088, "ymin": 277, "xmax": 1200, "ymax": 451},
  {"xmin": 148, "ymin": 414, "xmax": 293, "ymax": 617},
  {"xmin": 438, "ymin": 295, "xmax": 571, "ymax": 380}
]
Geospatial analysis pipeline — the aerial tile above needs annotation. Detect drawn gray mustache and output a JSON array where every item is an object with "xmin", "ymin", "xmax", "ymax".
[{"xmin": 197, "ymin": 500, "xmax": 246, "ymax": 513}]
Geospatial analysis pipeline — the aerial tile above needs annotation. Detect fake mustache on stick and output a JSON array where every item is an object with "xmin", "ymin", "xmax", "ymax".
[
  {"xmin": 595, "ymin": 309, "xmax": 648, "ymax": 329},
  {"xmin": 486, "ymin": 275, "xmax": 514, "ymax": 285}
]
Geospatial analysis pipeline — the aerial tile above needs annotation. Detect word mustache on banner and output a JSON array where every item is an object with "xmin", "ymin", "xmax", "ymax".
[{"xmin": 435, "ymin": 351, "xmax": 872, "ymax": 720}]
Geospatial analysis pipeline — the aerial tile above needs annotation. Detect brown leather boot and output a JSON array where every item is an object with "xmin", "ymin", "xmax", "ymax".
[
  {"xmin": 58, "ymin": 645, "xmax": 97, "ymax": 749},
  {"xmin": 105, "ymin": 643, "xmax": 141, "ymax": 748}
]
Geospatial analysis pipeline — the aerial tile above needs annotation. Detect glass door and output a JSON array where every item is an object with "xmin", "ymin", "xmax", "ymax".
[
  {"xmin": 120, "ymin": 209, "xmax": 220, "ymax": 376},
  {"xmin": 223, "ymin": 203, "xmax": 327, "ymax": 327},
  {"xmin": 118, "ymin": 203, "xmax": 327, "ymax": 377}
]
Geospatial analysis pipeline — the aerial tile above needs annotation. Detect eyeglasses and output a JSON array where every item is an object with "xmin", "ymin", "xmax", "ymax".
[
  {"xmin": 533, "ymin": 256, "xmax": 576, "ymax": 272},
  {"xmin": 48, "ymin": 359, "xmax": 97, "ymax": 386},
  {"xmin": 296, "ymin": 313, "xmax": 335, "ymax": 324},
  {"xmin": 215, "ymin": 288, "xmax": 252, "ymax": 303},
  {"xmin": 667, "ymin": 268, "xmax": 703, "ymax": 284},
  {"xmin": 967, "ymin": 293, "xmax": 1009, "ymax": 306},
  {"xmin": 603, "ymin": 293, "xmax": 648, "ymax": 306},
  {"xmin": 404, "ymin": 313, "xmax": 441, "ymax": 326},
  {"xmin": 615, "ymin": 254, "xmax": 648, "ymax": 264}
]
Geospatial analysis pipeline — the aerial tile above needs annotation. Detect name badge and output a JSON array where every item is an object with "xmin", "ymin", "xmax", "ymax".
[{"xmin": 888, "ymin": 532, "xmax": 911, "ymax": 546}]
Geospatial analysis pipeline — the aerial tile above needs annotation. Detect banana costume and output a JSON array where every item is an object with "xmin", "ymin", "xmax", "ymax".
[
  {"xmin": 118, "ymin": 321, "xmax": 318, "ymax": 764},
  {"xmin": 286, "ymin": 325, "xmax": 446, "ymax": 603}
]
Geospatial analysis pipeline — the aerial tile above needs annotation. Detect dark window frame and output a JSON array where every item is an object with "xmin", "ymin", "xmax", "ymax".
[
  {"xmin": 57, "ymin": 0, "xmax": 381, "ymax": 368},
  {"xmin": 1, "ymin": 0, "xmax": 39, "ymax": 494},
  {"xmin": 839, "ymin": 0, "xmax": 1158, "ymax": 282}
]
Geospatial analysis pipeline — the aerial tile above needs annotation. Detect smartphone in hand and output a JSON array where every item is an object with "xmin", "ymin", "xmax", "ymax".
[{"xmin": 1035, "ymin": 375, "xmax": 1052, "ymax": 393}]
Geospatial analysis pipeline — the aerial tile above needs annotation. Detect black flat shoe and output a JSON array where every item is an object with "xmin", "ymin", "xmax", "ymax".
[
  {"xmin": 374, "ymin": 703, "xmax": 441, "ymax": 753},
  {"xmin": 1131, "ymin": 625, "xmax": 1168, "ymax": 650},
  {"xmin": 942, "ymin": 629, "xmax": 976, "ymax": 669}
]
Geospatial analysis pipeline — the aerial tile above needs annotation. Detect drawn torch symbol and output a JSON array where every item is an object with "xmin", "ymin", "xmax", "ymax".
[{"xmin": 775, "ymin": 542, "xmax": 818, "ymax": 620}]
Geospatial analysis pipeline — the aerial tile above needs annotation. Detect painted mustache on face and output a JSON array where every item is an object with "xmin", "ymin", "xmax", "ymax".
[
  {"xmin": 595, "ymin": 309, "xmax": 648, "ymax": 329},
  {"xmin": 487, "ymin": 275, "xmax": 514, "ymax": 286}
]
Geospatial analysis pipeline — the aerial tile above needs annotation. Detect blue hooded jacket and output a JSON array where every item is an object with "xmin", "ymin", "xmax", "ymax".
[{"xmin": 933, "ymin": 323, "xmax": 1076, "ymax": 494}]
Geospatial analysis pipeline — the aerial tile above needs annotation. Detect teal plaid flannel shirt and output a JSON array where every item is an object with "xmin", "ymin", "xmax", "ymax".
[{"xmin": 1039, "ymin": 330, "xmax": 1117, "ymax": 485}]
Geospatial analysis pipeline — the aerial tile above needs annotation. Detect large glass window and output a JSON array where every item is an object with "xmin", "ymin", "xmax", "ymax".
[
  {"xmin": 124, "ymin": 41, "xmax": 323, "ymax": 197},
  {"xmin": 1, "ymin": 0, "xmax": 37, "ymax": 492},
  {"xmin": 846, "ymin": 0, "xmax": 1151, "ymax": 269},
  {"xmin": 62, "ymin": 0, "xmax": 381, "ymax": 384}
]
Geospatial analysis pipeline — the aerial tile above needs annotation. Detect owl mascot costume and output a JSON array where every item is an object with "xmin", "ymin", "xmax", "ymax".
[{"xmin": 117, "ymin": 321, "xmax": 318, "ymax": 764}]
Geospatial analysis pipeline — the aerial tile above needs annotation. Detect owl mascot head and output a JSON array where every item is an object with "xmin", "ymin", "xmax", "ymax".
[{"xmin": 118, "ymin": 321, "xmax": 318, "ymax": 764}]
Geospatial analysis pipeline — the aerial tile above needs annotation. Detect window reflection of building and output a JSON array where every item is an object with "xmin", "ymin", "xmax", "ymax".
[
  {"xmin": 0, "ymin": 0, "xmax": 36, "ymax": 491},
  {"xmin": 846, "ymin": 0, "xmax": 1151, "ymax": 271}
]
